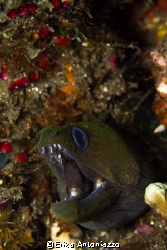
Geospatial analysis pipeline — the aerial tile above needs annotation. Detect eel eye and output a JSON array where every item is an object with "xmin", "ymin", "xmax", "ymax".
[
  {"xmin": 51, "ymin": 131, "xmax": 59, "ymax": 136},
  {"xmin": 71, "ymin": 127, "xmax": 88, "ymax": 151}
]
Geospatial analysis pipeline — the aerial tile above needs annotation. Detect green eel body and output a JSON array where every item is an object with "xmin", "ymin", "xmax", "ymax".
[{"xmin": 35, "ymin": 121, "xmax": 154, "ymax": 230}]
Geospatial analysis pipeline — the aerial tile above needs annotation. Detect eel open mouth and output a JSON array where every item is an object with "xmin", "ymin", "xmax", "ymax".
[{"xmin": 40, "ymin": 144, "xmax": 112, "ymax": 201}]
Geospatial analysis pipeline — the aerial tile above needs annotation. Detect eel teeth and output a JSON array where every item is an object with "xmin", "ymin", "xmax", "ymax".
[
  {"xmin": 40, "ymin": 147, "xmax": 45, "ymax": 155},
  {"xmin": 42, "ymin": 144, "xmax": 64, "ymax": 165},
  {"xmin": 57, "ymin": 144, "xmax": 61, "ymax": 149},
  {"xmin": 95, "ymin": 178, "xmax": 107, "ymax": 189},
  {"xmin": 70, "ymin": 187, "xmax": 79, "ymax": 198},
  {"xmin": 57, "ymin": 153, "xmax": 62, "ymax": 163},
  {"xmin": 40, "ymin": 144, "xmax": 111, "ymax": 202},
  {"xmin": 95, "ymin": 178, "xmax": 103, "ymax": 188}
]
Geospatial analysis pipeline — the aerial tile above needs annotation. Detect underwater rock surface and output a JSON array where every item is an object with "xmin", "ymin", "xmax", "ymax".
[{"xmin": 1, "ymin": 0, "xmax": 167, "ymax": 249}]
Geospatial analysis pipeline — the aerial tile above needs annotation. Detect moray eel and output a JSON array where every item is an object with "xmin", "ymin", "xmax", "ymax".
[{"xmin": 35, "ymin": 121, "xmax": 154, "ymax": 230}]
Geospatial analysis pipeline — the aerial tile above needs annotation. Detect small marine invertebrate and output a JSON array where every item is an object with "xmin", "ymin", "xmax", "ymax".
[
  {"xmin": 0, "ymin": 66, "xmax": 8, "ymax": 81},
  {"xmin": 8, "ymin": 77, "xmax": 30, "ymax": 92},
  {"xmin": 0, "ymin": 141, "xmax": 12, "ymax": 153},
  {"xmin": 38, "ymin": 27, "xmax": 50, "ymax": 38},
  {"xmin": 17, "ymin": 152, "xmax": 27, "ymax": 163},
  {"xmin": 54, "ymin": 37, "xmax": 71, "ymax": 45},
  {"xmin": 27, "ymin": 3, "xmax": 37, "ymax": 14},
  {"xmin": 35, "ymin": 121, "xmax": 154, "ymax": 230},
  {"xmin": 145, "ymin": 182, "xmax": 167, "ymax": 218},
  {"xmin": 51, "ymin": 0, "xmax": 61, "ymax": 9},
  {"xmin": 7, "ymin": 9, "xmax": 17, "ymax": 19},
  {"xmin": 150, "ymin": 51, "xmax": 167, "ymax": 68}
]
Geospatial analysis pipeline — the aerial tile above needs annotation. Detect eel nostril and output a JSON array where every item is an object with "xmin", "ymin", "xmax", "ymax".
[
  {"xmin": 40, "ymin": 147, "xmax": 45, "ymax": 154},
  {"xmin": 51, "ymin": 131, "xmax": 59, "ymax": 137}
]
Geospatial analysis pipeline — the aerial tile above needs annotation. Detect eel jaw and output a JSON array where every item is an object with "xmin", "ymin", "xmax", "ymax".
[{"xmin": 40, "ymin": 144, "xmax": 112, "ymax": 201}]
